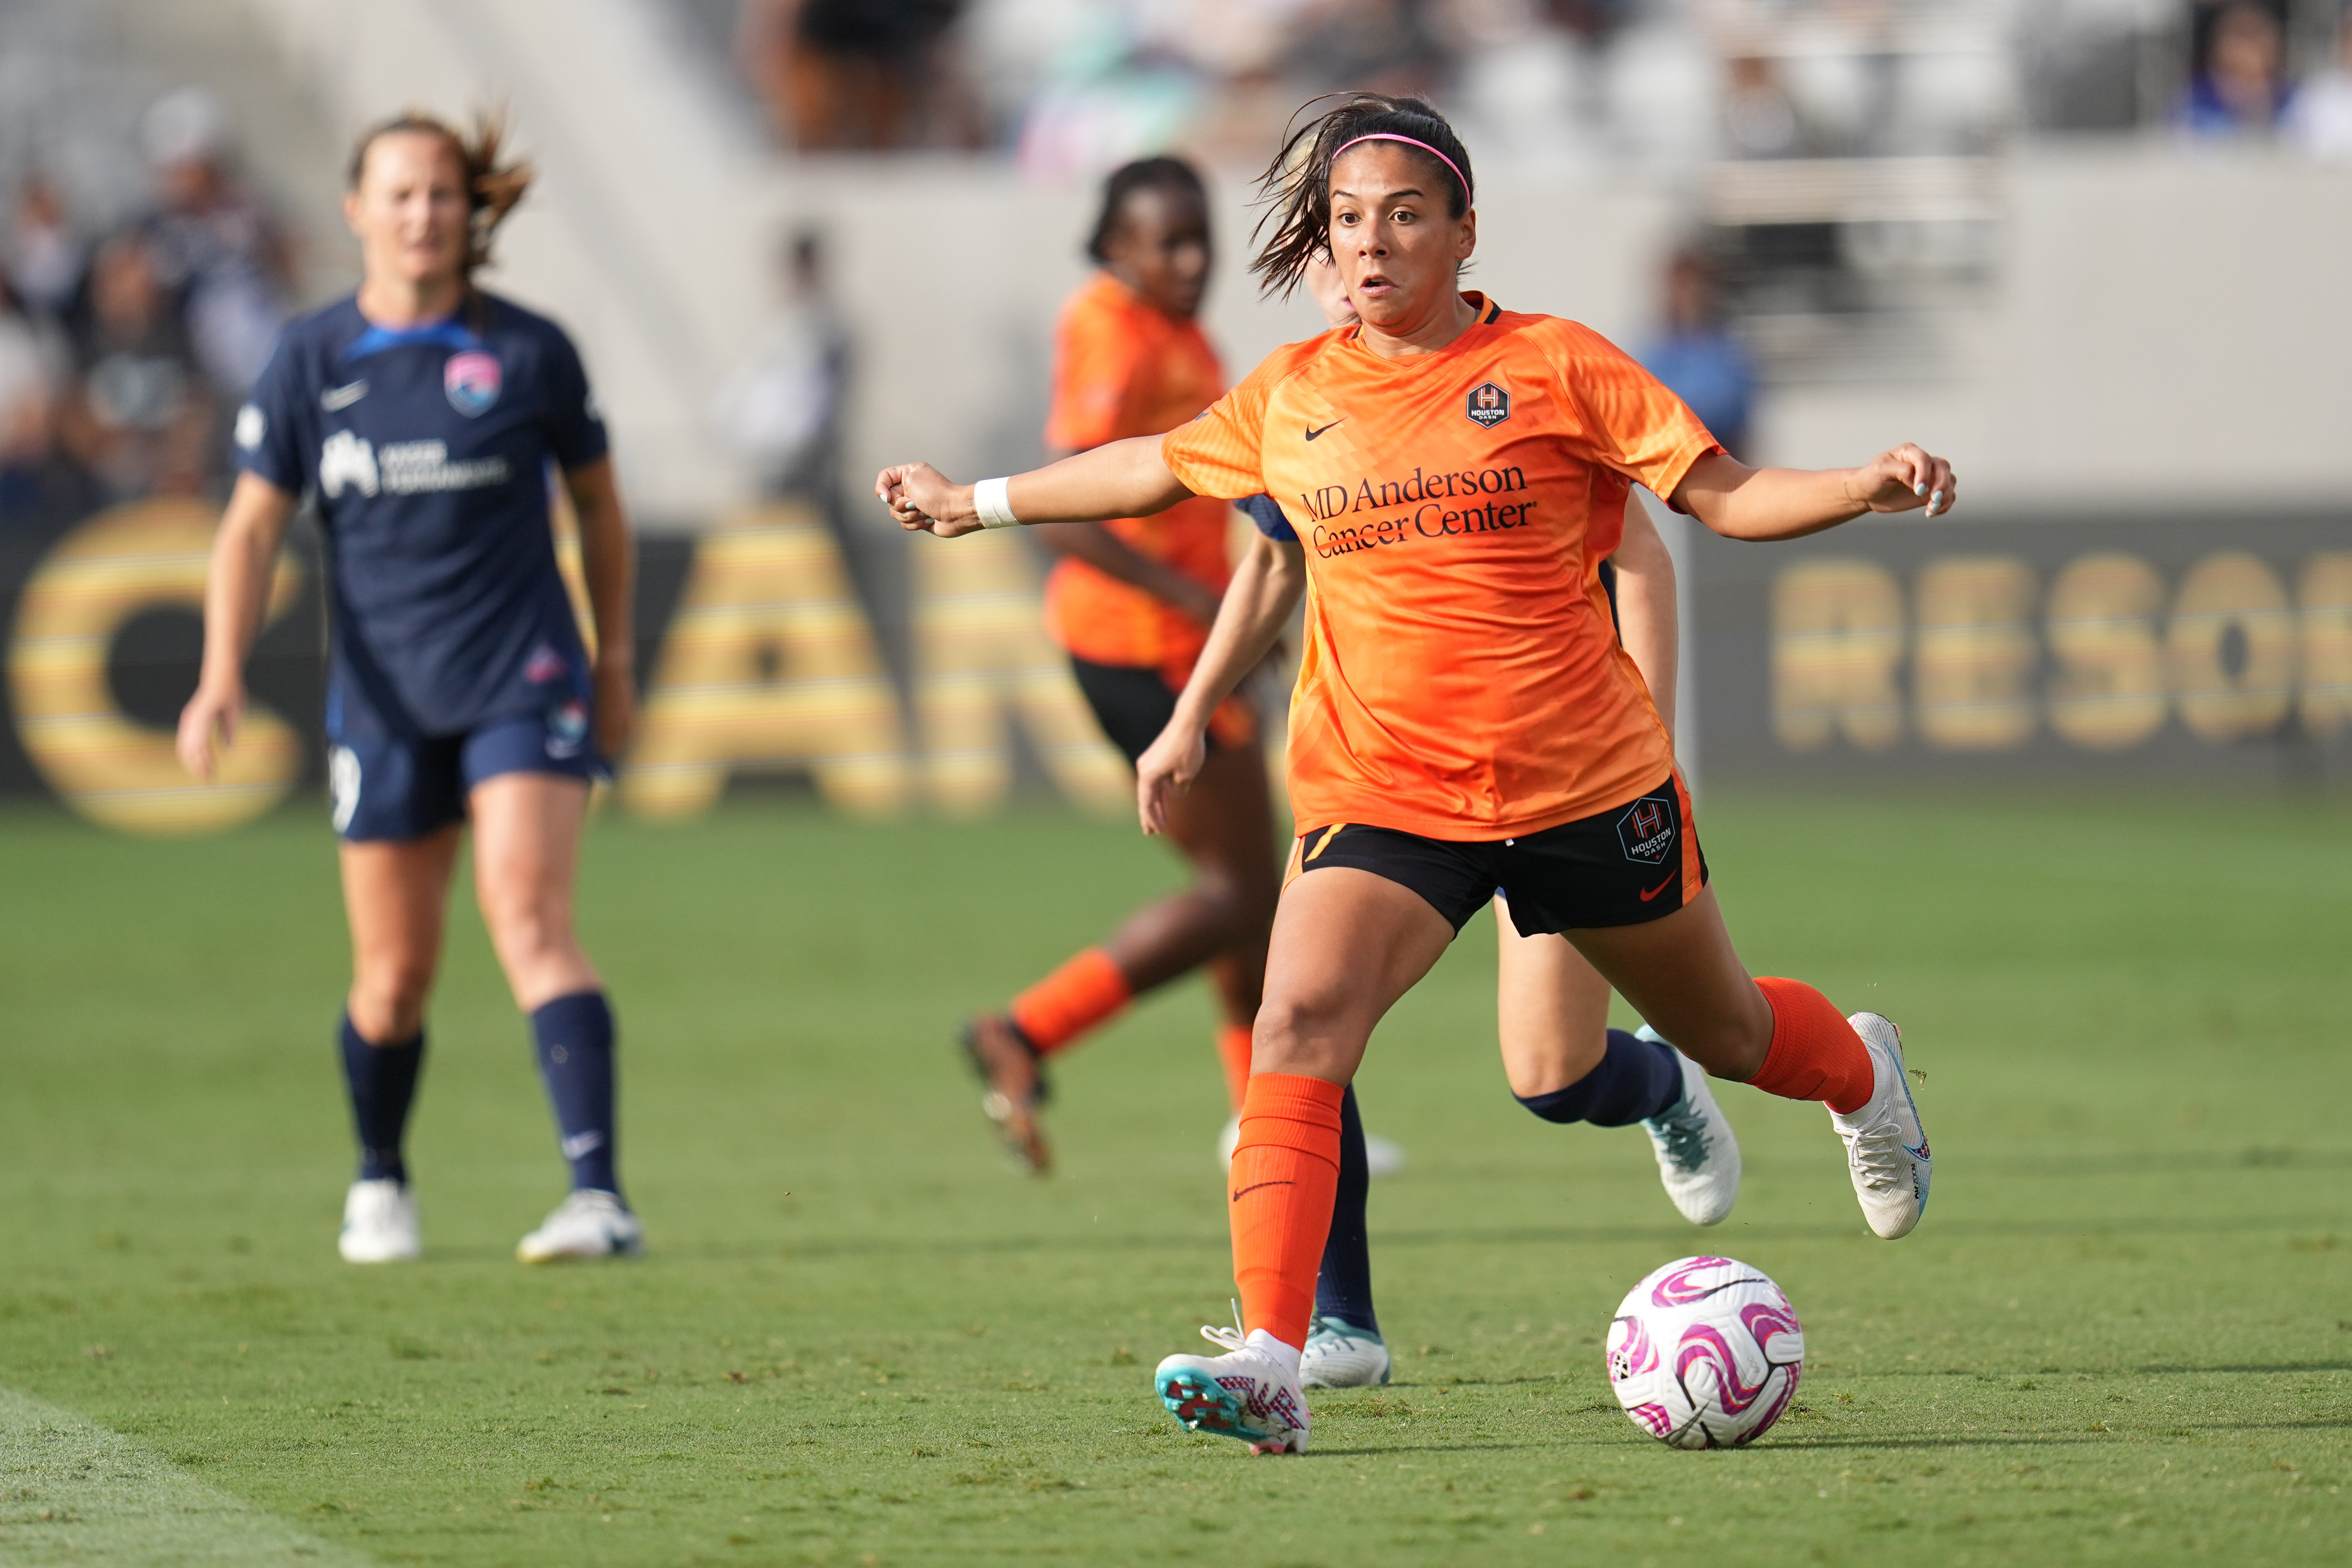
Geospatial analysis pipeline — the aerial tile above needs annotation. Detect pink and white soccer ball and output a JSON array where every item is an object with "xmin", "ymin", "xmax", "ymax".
[{"xmin": 1606, "ymin": 1255, "xmax": 1804, "ymax": 1449}]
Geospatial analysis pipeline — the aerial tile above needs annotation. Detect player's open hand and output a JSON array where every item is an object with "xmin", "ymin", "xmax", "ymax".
[
  {"xmin": 876, "ymin": 463, "xmax": 982, "ymax": 537},
  {"xmin": 1844, "ymin": 444, "xmax": 1957, "ymax": 519},
  {"xmin": 176, "ymin": 681, "xmax": 243, "ymax": 782},
  {"xmin": 1134, "ymin": 718, "xmax": 1209, "ymax": 837}
]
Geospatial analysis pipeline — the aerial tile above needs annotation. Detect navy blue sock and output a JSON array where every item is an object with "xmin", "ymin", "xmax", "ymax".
[
  {"xmin": 1516, "ymin": 1028, "xmax": 1682, "ymax": 1127},
  {"xmin": 339, "ymin": 1013, "xmax": 424, "ymax": 1184},
  {"xmin": 1311, "ymin": 1084, "xmax": 1379, "ymax": 1334},
  {"xmin": 531, "ymin": 990, "xmax": 621, "ymax": 1198}
]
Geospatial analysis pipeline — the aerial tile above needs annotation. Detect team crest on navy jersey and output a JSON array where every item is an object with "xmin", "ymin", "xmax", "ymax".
[
  {"xmin": 524, "ymin": 642, "xmax": 569, "ymax": 684},
  {"xmin": 445, "ymin": 350, "xmax": 503, "ymax": 416},
  {"xmin": 1616, "ymin": 794, "xmax": 1675, "ymax": 864},
  {"xmin": 1466, "ymin": 381, "xmax": 1510, "ymax": 429}
]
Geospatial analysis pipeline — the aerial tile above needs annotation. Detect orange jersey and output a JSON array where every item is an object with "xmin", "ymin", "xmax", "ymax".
[
  {"xmin": 1161, "ymin": 294, "xmax": 1720, "ymax": 839},
  {"xmin": 1041, "ymin": 272, "xmax": 1232, "ymax": 673}
]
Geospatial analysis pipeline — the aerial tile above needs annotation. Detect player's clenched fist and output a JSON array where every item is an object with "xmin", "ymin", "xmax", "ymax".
[
  {"xmin": 1843, "ymin": 443, "xmax": 1957, "ymax": 519},
  {"xmin": 876, "ymin": 463, "xmax": 982, "ymax": 536}
]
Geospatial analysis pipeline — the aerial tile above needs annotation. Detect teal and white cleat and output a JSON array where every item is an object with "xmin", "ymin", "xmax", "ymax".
[
  {"xmin": 516, "ymin": 1189, "xmax": 643, "ymax": 1263},
  {"xmin": 339, "ymin": 1178, "xmax": 420, "ymax": 1263},
  {"xmin": 1300, "ymin": 1314, "xmax": 1390, "ymax": 1388},
  {"xmin": 1832, "ymin": 1013, "xmax": 1931, "ymax": 1239},
  {"xmin": 1155, "ymin": 1325, "xmax": 1311, "ymax": 1454},
  {"xmin": 1637, "ymin": 1027, "xmax": 1741, "ymax": 1226}
]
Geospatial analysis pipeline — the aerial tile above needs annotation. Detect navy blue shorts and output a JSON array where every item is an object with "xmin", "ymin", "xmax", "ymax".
[{"xmin": 328, "ymin": 709, "xmax": 603, "ymax": 843}]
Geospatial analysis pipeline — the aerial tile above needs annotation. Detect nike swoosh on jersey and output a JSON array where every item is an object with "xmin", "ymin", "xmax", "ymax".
[
  {"xmin": 321, "ymin": 381, "xmax": 368, "ymax": 411},
  {"xmin": 1304, "ymin": 419, "xmax": 1344, "ymax": 441},
  {"xmin": 1638, "ymin": 873, "xmax": 1676, "ymax": 901}
]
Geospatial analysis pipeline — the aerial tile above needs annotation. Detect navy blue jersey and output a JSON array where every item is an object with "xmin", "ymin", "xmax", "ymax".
[
  {"xmin": 1237, "ymin": 493, "xmax": 1296, "ymax": 543},
  {"xmin": 235, "ymin": 292, "xmax": 608, "ymax": 739}
]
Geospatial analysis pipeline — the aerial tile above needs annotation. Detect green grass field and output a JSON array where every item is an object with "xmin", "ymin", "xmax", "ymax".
[{"xmin": 1, "ymin": 787, "xmax": 2348, "ymax": 1567}]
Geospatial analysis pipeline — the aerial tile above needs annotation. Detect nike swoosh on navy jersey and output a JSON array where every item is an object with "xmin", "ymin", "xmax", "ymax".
[
  {"xmin": 321, "ymin": 380, "xmax": 368, "ymax": 411},
  {"xmin": 1638, "ymin": 873, "xmax": 1675, "ymax": 901},
  {"xmin": 1304, "ymin": 419, "xmax": 1344, "ymax": 441}
]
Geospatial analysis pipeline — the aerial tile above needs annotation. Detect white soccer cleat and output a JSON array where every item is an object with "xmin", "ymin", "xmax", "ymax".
[
  {"xmin": 1831, "ymin": 1013, "xmax": 1931, "ymax": 1240},
  {"xmin": 338, "ymin": 1178, "xmax": 420, "ymax": 1264},
  {"xmin": 516, "ymin": 1189, "xmax": 643, "ymax": 1263},
  {"xmin": 1300, "ymin": 1315, "xmax": 1391, "ymax": 1388},
  {"xmin": 1637, "ymin": 1028, "xmax": 1741, "ymax": 1226},
  {"xmin": 1155, "ymin": 1325, "xmax": 1311, "ymax": 1454}
]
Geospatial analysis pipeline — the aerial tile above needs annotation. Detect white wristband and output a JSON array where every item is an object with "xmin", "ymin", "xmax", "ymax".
[{"xmin": 973, "ymin": 476, "xmax": 1019, "ymax": 529}]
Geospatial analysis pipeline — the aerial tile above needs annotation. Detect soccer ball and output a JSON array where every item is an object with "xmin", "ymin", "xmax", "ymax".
[{"xmin": 1605, "ymin": 1255, "xmax": 1804, "ymax": 1449}]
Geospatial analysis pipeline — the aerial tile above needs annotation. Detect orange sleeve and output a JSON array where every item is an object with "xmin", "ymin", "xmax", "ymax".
[
  {"xmin": 1045, "ymin": 295, "xmax": 1145, "ymax": 452},
  {"xmin": 1548, "ymin": 323, "xmax": 1723, "ymax": 510},
  {"xmin": 1160, "ymin": 356, "xmax": 1277, "ymax": 500}
]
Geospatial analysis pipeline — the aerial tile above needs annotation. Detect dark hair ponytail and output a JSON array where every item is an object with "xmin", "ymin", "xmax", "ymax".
[
  {"xmin": 1250, "ymin": 93, "xmax": 1473, "ymax": 298},
  {"xmin": 346, "ymin": 108, "xmax": 533, "ymax": 278},
  {"xmin": 1086, "ymin": 155, "xmax": 1208, "ymax": 263}
]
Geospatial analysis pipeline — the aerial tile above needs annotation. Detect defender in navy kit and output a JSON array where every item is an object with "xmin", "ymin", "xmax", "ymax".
[{"xmin": 180, "ymin": 112, "xmax": 643, "ymax": 1266}]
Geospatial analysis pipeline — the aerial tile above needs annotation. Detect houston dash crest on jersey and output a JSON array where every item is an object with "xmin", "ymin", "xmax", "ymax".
[
  {"xmin": 444, "ymin": 350, "xmax": 503, "ymax": 416},
  {"xmin": 1465, "ymin": 381, "xmax": 1510, "ymax": 429}
]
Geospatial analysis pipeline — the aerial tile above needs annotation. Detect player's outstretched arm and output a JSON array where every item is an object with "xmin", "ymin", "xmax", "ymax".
[
  {"xmin": 875, "ymin": 434, "xmax": 1192, "ymax": 537},
  {"xmin": 1136, "ymin": 529, "xmax": 1306, "ymax": 836},
  {"xmin": 1670, "ymin": 444, "xmax": 1956, "ymax": 542},
  {"xmin": 176, "ymin": 472, "xmax": 298, "ymax": 782},
  {"xmin": 564, "ymin": 456, "xmax": 638, "ymax": 759}
]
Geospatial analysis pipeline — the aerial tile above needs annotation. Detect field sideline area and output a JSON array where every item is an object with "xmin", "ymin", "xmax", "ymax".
[{"xmin": 1, "ymin": 787, "xmax": 2347, "ymax": 1566}]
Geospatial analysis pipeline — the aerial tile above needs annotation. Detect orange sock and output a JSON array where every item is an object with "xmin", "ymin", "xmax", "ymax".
[
  {"xmin": 1227, "ymin": 1073, "xmax": 1344, "ymax": 1351},
  {"xmin": 1214, "ymin": 1024, "xmax": 1254, "ymax": 1112},
  {"xmin": 1007, "ymin": 948, "xmax": 1131, "ymax": 1056},
  {"xmin": 1746, "ymin": 977, "xmax": 1875, "ymax": 1114}
]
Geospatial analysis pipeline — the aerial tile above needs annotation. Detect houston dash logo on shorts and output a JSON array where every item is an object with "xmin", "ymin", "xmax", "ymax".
[
  {"xmin": 1616, "ymin": 795, "xmax": 1675, "ymax": 864},
  {"xmin": 1465, "ymin": 381, "xmax": 1510, "ymax": 429},
  {"xmin": 444, "ymin": 351, "xmax": 503, "ymax": 417}
]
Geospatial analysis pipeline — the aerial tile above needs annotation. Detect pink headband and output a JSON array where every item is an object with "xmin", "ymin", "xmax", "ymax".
[{"xmin": 1332, "ymin": 133, "xmax": 1471, "ymax": 204}]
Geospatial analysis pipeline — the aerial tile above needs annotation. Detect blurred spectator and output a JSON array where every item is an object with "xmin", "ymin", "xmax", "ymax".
[
  {"xmin": 1722, "ymin": 54, "xmax": 1803, "ymax": 158},
  {"xmin": 0, "ymin": 273, "xmax": 63, "ymax": 520},
  {"xmin": 1639, "ymin": 246, "xmax": 1754, "ymax": 461},
  {"xmin": 739, "ymin": 0, "xmax": 977, "ymax": 150},
  {"xmin": 2172, "ymin": 2, "xmax": 2293, "ymax": 138},
  {"xmin": 57, "ymin": 233, "xmax": 212, "ymax": 501},
  {"xmin": 4, "ymin": 176, "xmax": 84, "ymax": 322},
  {"xmin": 2282, "ymin": 9, "xmax": 2352, "ymax": 159},
  {"xmin": 711, "ymin": 229, "xmax": 851, "ymax": 501},
  {"xmin": 135, "ymin": 88, "xmax": 291, "ymax": 397}
]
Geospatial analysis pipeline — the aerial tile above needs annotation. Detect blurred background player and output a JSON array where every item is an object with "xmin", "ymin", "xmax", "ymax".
[
  {"xmin": 176, "ymin": 113, "xmax": 642, "ymax": 1266},
  {"xmin": 879, "ymin": 92, "xmax": 1948, "ymax": 1456},
  {"xmin": 957, "ymin": 156, "xmax": 1286, "ymax": 1175},
  {"xmin": 1261, "ymin": 255, "xmax": 1741, "ymax": 1393}
]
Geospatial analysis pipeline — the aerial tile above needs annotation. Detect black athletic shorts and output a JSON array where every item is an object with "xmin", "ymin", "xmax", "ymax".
[
  {"xmin": 1287, "ymin": 774, "xmax": 1706, "ymax": 936},
  {"xmin": 1070, "ymin": 657, "xmax": 1252, "ymax": 767}
]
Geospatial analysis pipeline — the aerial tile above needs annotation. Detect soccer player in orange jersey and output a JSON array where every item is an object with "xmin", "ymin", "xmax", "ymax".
[
  {"xmin": 957, "ymin": 157, "xmax": 1281, "ymax": 1174},
  {"xmin": 879, "ymin": 94, "xmax": 1948, "ymax": 1455}
]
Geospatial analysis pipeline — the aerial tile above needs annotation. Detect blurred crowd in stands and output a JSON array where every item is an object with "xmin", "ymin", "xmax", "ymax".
[
  {"xmin": 730, "ymin": 1, "xmax": 2352, "ymax": 167},
  {"xmin": 0, "ymin": 88, "xmax": 289, "ymax": 528}
]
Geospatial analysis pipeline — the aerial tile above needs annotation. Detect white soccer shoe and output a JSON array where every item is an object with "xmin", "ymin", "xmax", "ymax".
[
  {"xmin": 339, "ymin": 1179, "xmax": 420, "ymax": 1263},
  {"xmin": 1218, "ymin": 1115, "xmax": 1406, "ymax": 1177},
  {"xmin": 1831, "ymin": 1013, "xmax": 1932, "ymax": 1240},
  {"xmin": 1155, "ymin": 1326, "xmax": 1311, "ymax": 1454},
  {"xmin": 1636, "ymin": 1028, "xmax": 1741, "ymax": 1226},
  {"xmin": 516, "ymin": 1189, "xmax": 643, "ymax": 1263},
  {"xmin": 1300, "ymin": 1315, "xmax": 1391, "ymax": 1388}
]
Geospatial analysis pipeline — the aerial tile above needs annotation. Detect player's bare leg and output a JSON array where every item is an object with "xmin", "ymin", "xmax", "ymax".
[
  {"xmin": 1160, "ymin": 866, "xmax": 1449, "ymax": 1451},
  {"xmin": 966, "ymin": 740, "xmax": 1277, "ymax": 1173},
  {"xmin": 335, "ymin": 825, "xmax": 461, "ymax": 1262},
  {"xmin": 1566, "ymin": 889, "xmax": 1926, "ymax": 1238},
  {"xmin": 1496, "ymin": 910, "xmax": 1740, "ymax": 1225},
  {"xmin": 472, "ymin": 773, "xmax": 640, "ymax": 1261}
]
